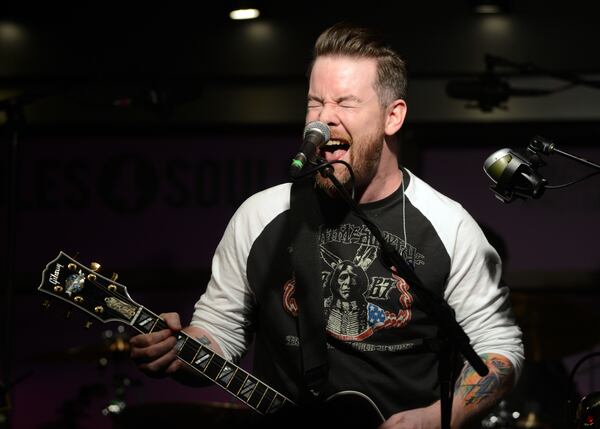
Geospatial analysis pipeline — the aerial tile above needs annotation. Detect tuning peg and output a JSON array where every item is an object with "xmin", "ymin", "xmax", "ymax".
[
  {"xmin": 90, "ymin": 262, "xmax": 101, "ymax": 272},
  {"xmin": 111, "ymin": 273, "xmax": 119, "ymax": 281},
  {"xmin": 42, "ymin": 300, "xmax": 51, "ymax": 309},
  {"xmin": 84, "ymin": 321, "xmax": 93, "ymax": 329}
]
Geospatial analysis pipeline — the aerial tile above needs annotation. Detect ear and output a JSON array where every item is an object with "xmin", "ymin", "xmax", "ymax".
[{"xmin": 384, "ymin": 99, "xmax": 407, "ymax": 136}]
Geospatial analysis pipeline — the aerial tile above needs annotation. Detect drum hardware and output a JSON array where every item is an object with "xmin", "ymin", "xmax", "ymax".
[
  {"xmin": 481, "ymin": 399, "xmax": 520, "ymax": 428},
  {"xmin": 568, "ymin": 352, "xmax": 600, "ymax": 428}
]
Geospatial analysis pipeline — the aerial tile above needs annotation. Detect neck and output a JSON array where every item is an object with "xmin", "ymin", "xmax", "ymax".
[{"xmin": 356, "ymin": 139, "xmax": 403, "ymax": 204}]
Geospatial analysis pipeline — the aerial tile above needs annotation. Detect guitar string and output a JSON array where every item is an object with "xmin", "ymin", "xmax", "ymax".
[
  {"xmin": 82, "ymin": 277, "xmax": 256, "ymax": 380},
  {"xmin": 81, "ymin": 278, "xmax": 258, "ymax": 394},
  {"xmin": 75, "ymin": 274, "xmax": 292, "ymax": 409},
  {"xmin": 172, "ymin": 335, "xmax": 286, "ymax": 410}
]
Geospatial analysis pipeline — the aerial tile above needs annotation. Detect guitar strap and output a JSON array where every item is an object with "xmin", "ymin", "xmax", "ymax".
[{"xmin": 290, "ymin": 176, "xmax": 329, "ymax": 400}]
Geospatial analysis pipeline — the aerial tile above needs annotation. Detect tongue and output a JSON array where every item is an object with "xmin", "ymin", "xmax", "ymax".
[{"xmin": 324, "ymin": 149, "xmax": 347, "ymax": 162}]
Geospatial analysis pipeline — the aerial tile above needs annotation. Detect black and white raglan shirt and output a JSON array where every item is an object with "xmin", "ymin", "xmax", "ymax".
[{"xmin": 191, "ymin": 168, "xmax": 524, "ymax": 418}]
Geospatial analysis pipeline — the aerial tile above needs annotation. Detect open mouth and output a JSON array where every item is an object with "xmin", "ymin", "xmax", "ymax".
[{"xmin": 321, "ymin": 139, "xmax": 350, "ymax": 161}]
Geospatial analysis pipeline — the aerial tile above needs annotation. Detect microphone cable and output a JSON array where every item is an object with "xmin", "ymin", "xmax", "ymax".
[
  {"xmin": 544, "ymin": 170, "xmax": 600, "ymax": 190},
  {"xmin": 291, "ymin": 158, "xmax": 357, "ymax": 201}
]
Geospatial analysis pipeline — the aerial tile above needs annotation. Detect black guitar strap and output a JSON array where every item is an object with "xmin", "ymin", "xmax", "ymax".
[{"xmin": 290, "ymin": 177, "xmax": 329, "ymax": 400}]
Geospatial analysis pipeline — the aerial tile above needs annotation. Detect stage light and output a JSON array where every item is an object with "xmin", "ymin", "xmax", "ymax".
[
  {"xmin": 229, "ymin": 4, "xmax": 260, "ymax": 21},
  {"xmin": 469, "ymin": 0, "xmax": 512, "ymax": 14}
]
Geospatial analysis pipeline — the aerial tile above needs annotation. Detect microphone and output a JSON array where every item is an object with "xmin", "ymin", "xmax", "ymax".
[
  {"xmin": 446, "ymin": 75, "xmax": 553, "ymax": 112},
  {"xmin": 290, "ymin": 121, "xmax": 330, "ymax": 178},
  {"xmin": 483, "ymin": 148, "xmax": 547, "ymax": 203},
  {"xmin": 446, "ymin": 75, "xmax": 510, "ymax": 112}
]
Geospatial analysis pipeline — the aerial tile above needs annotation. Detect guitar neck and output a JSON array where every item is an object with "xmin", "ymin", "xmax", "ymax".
[
  {"xmin": 130, "ymin": 306, "xmax": 294, "ymax": 415},
  {"xmin": 38, "ymin": 252, "xmax": 295, "ymax": 417}
]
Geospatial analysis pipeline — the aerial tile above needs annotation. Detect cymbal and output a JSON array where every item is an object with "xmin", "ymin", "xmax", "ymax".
[
  {"xmin": 516, "ymin": 411, "xmax": 551, "ymax": 428},
  {"xmin": 31, "ymin": 335, "xmax": 130, "ymax": 363}
]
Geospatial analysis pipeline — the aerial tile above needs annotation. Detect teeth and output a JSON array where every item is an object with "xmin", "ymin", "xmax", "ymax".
[{"xmin": 325, "ymin": 139, "xmax": 348, "ymax": 146}]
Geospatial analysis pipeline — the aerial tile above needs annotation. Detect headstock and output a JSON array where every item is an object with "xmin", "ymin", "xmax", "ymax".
[{"xmin": 39, "ymin": 252, "xmax": 140, "ymax": 326}]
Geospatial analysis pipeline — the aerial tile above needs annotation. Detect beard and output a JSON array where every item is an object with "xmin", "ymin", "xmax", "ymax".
[{"xmin": 315, "ymin": 129, "xmax": 385, "ymax": 198}]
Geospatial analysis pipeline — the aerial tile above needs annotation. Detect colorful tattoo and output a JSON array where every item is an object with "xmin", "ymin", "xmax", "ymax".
[{"xmin": 455, "ymin": 353, "xmax": 513, "ymax": 407}]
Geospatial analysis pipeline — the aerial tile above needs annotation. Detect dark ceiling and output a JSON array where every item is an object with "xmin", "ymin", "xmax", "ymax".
[{"xmin": 2, "ymin": 0, "xmax": 600, "ymax": 127}]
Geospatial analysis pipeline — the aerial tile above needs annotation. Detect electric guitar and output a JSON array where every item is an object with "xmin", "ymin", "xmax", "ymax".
[{"xmin": 39, "ymin": 252, "xmax": 386, "ymax": 428}]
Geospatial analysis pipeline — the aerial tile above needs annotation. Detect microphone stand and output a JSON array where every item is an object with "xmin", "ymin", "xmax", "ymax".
[
  {"xmin": 1, "ymin": 97, "xmax": 24, "ymax": 429},
  {"xmin": 529, "ymin": 136, "xmax": 600, "ymax": 171},
  {"xmin": 311, "ymin": 162, "xmax": 488, "ymax": 429}
]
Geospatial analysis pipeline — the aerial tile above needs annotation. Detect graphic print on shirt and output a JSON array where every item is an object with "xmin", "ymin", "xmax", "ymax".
[
  {"xmin": 321, "ymin": 245, "xmax": 377, "ymax": 341},
  {"xmin": 283, "ymin": 223, "xmax": 420, "ymax": 342}
]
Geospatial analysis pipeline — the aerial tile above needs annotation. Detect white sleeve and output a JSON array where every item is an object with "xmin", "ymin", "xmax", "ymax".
[
  {"xmin": 443, "ymin": 210, "xmax": 525, "ymax": 380},
  {"xmin": 189, "ymin": 183, "xmax": 291, "ymax": 362}
]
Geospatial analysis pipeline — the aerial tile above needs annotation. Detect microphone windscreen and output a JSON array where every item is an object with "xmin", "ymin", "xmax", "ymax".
[{"xmin": 303, "ymin": 121, "xmax": 330, "ymax": 142}]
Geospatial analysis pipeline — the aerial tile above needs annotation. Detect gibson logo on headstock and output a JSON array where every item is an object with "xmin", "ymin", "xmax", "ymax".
[{"xmin": 49, "ymin": 263, "xmax": 64, "ymax": 285}]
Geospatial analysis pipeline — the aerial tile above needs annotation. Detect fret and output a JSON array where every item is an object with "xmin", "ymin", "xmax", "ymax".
[
  {"xmin": 191, "ymin": 347, "xmax": 213, "ymax": 371},
  {"xmin": 203, "ymin": 354, "xmax": 226, "ymax": 380},
  {"xmin": 154, "ymin": 319, "xmax": 168, "ymax": 331},
  {"xmin": 39, "ymin": 252, "xmax": 298, "ymax": 418},
  {"xmin": 247, "ymin": 382, "xmax": 267, "ymax": 409},
  {"xmin": 267, "ymin": 394, "xmax": 286, "ymax": 414},
  {"xmin": 148, "ymin": 316, "xmax": 161, "ymax": 333},
  {"xmin": 216, "ymin": 362, "xmax": 236, "ymax": 387},
  {"xmin": 177, "ymin": 341, "xmax": 198, "ymax": 364},
  {"xmin": 134, "ymin": 309, "xmax": 158, "ymax": 333},
  {"xmin": 226, "ymin": 369, "xmax": 248, "ymax": 396},
  {"xmin": 256, "ymin": 388, "xmax": 277, "ymax": 414},
  {"xmin": 238, "ymin": 376, "xmax": 259, "ymax": 402},
  {"xmin": 174, "ymin": 333, "xmax": 191, "ymax": 358}
]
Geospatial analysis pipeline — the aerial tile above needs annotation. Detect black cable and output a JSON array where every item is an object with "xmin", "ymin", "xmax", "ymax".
[
  {"xmin": 314, "ymin": 163, "xmax": 486, "ymax": 429},
  {"xmin": 295, "ymin": 159, "xmax": 487, "ymax": 376},
  {"xmin": 546, "ymin": 170, "xmax": 600, "ymax": 190},
  {"xmin": 294, "ymin": 158, "xmax": 357, "ymax": 201}
]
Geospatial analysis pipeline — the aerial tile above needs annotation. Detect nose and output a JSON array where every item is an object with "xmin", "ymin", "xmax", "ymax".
[{"xmin": 317, "ymin": 103, "xmax": 340, "ymax": 127}]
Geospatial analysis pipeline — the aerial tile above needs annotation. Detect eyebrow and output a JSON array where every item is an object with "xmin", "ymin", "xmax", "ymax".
[
  {"xmin": 337, "ymin": 95, "xmax": 362, "ymax": 103},
  {"xmin": 307, "ymin": 95, "xmax": 362, "ymax": 103}
]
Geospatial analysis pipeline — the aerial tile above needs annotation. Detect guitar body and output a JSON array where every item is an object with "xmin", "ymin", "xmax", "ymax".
[
  {"xmin": 39, "ymin": 252, "xmax": 386, "ymax": 428},
  {"xmin": 324, "ymin": 391, "xmax": 385, "ymax": 427},
  {"xmin": 253, "ymin": 390, "xmax": 385, "ymax": 428}
]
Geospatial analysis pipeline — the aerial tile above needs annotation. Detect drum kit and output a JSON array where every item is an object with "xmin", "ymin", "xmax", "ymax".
[
  {"xmin": 30, "ymin": 324, "xmax": 252, "ymax": 429},
  {"xmin": 480, "ymin": 290, "xmax": 600, "ymax": 429}
]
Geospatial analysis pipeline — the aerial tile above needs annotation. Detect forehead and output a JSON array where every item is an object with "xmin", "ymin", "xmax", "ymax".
[{"xmin": 309, "ymin": 55, "xmax": 378, "ymax": 97}]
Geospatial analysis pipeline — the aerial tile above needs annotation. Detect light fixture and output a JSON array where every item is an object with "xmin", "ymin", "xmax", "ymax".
[
  {"xmin": 469, "ymin": 0, "xmax": 512, "ymax": 14},
  {"xmin": 229, "ymin": 2, "xmax": 260, "ymax": 21}
]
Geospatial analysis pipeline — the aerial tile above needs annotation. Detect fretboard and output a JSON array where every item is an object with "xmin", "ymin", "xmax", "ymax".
[{"xmin": 131, "ymin": 306, "xmax": 294, "ymax": 415}]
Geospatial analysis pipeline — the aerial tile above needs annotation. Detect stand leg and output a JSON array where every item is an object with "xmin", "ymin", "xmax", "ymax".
[
  {"xmin": 439, "ymin": 339, "xmax": 457, "ymax": 429},
  {"xmin": 2, "ymin": 103, "xmax": 23, "ymax": 429}
]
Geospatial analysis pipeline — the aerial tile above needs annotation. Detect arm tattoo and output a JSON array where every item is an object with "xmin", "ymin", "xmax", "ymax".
[
  {"xmin": 455, "ymin": 353, "xmax": 513, "ymax": 408},
  {"xmin": 196, "ymin": 336, "xmax": 212, "ymax": 347}
]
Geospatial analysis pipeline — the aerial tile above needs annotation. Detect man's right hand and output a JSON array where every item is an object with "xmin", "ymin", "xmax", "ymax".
[{"xmin": 129, "ymin": 312, "xmax": 183, "ymax": 378}]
